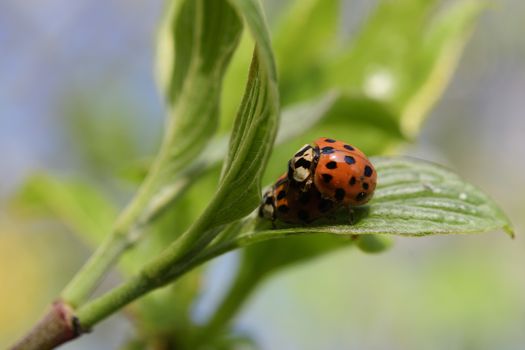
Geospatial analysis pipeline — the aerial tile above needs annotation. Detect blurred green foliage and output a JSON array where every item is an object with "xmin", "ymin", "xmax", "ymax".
[{"xmin": 8, "ymin": 0, "xmax": 513, "ymax": 349}]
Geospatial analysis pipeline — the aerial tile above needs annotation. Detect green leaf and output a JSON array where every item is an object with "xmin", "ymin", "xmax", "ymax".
[
  {"xmin": 128, "ymin": 0, "xmax": 279, "ymax": 303},
  {"xmin": 245, "ymin": 157, "xmax": 514, "ymax": 241},
  {"xmin": 399, "ymin": 0, "xmax": 485, "ymax": 137},
  {"xmin": 228, "ymin": 0, "xmax": 277, "ymax": 80},
  {"xmin": 219, "ymin": 31, "xmax": 255, "ymax": 134},
  {"xmin": 325, "ymin": 0, "xmax": 483, "ymax": 138},
  {"xmin": 122, "ymin": 2, "xmax": 260, "ymax": 324},
  {"xmin": 54, "ymin": 0, "xmax": 247, "ymax": 309},
  {"xmin": 154, "ymin": 0, "xmax": 243, "ymax": 177},
  {"xmin": 327, "ymin": 0, "xmax": 439, "ymax": 99},
  {"xmin": 209, "ymin": 55, "xmax": 277, "ymax": 227},
  {"xmin": 10, "ymin": 174, "xmax": 117, "ymax": 247},
  {"xmin": 70, "ymin": 2, "xmax": 278, "ymax": 332},
  {"xmin": 116, "ymin": 0, "xmax": 244, "ymax": 234},
  {"xmin": 203, "ymin": 0, "xmax": 279, "ymax": 227},
  {"xmin": 106, "ymin": 0, "xmax": 279, "ymax": 281},
  {"xmin": 133, "ymin": 0, "xmax": 278, "ymax": 231},
  {"xmin": 199, "ymin": 157, "xmax": 513, "ymax": 262},
  {"xmin": 196, "ymin": 157, "xmax": 513, "ymax": 338}
]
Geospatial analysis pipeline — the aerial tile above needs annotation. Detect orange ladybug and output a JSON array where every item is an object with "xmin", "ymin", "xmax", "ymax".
[
  {"xmin": 260, "ymin": 138, "xmax": 376, "ymax": 224},
  {"xmin": 259, "ymin": 173, "xmax": 338, "ymax": 224},
  {"xmin": 288, "ymin": 137, "xmax": 376, "ymax": 206}
]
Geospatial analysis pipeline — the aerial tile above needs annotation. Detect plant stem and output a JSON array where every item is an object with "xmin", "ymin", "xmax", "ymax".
[
  {"xmin": 61, "ymin": 232, "xmax": 130, "ymax": 307},
  {"xmin": 12, "ymin": 226, "xmax": 334, "ymax": 348},
  {"xmin": 74, "ymin": 223, "xmax": 246, "ymax": 332},
  {"xmin": 10, "ymin": 300, "xmax": 81, "ymax": 350},
  {"xmin": 75, "ymin": 272, "xmax": 155, "ymax": 328},
  {"xmin": 63, "ymin": 223, "xmax": 277, "ymax": 334},
  {"xmin": 71, "ymin": 227, "xmax": 260, "ymax": 330},
  {"xmin": 74, "ymin": 211, "xmax": 222, "ymax": 329},
  {"xmin": 59, "ymin": 144, "xmax": 183, "ymax": 307}
]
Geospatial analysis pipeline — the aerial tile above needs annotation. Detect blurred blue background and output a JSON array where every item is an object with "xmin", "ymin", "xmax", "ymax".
[{"xmin": 1, "ymin": 0, "xmax": 524, "ymax": 349}]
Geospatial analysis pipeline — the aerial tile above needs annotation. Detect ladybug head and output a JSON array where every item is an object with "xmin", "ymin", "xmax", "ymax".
[{"xmin": 287, "ymin": 144, "xmax": 318, "ymax": 190}]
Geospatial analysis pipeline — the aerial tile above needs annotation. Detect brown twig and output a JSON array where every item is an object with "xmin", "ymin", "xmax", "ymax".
[{"xmin": 10, "ymin": 300, "xmax": 85, "ymax": 350}]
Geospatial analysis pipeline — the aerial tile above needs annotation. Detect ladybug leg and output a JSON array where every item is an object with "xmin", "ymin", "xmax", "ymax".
[{"xmin": 347, "ymin": 206, "xmax": 356, "ymax": 225}]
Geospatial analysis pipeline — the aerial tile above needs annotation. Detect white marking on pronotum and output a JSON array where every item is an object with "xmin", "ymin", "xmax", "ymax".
[
  {"xmin": 301, "ymin": 147, "xmax": 314, "ymax": 162},
  {"xmin": 293, "ymin": 167, "xmax": 310, "ymax": 182},
  {"xmin": 296, "ymin": 144, "xmax": 310, "ymax": 153},
  {"xmin": 291, "ymin": 145, "xmax": 315, "ymax": 183}
]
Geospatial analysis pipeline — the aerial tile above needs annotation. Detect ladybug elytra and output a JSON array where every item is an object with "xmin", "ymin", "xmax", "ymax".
[{"xmin": 260, "ymin": 137, "xmax": 376, "ymax": 224}]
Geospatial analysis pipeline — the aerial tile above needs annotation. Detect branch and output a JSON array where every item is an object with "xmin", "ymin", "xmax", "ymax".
[{"xmin": 10, "ymin": 300, "xmax": 84, "ymax": 350}]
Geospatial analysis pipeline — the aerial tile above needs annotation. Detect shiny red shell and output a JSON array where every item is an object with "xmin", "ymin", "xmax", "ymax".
[{"xmin": 312, "ymin": 137, "xmax": 377, "ymax": 206}]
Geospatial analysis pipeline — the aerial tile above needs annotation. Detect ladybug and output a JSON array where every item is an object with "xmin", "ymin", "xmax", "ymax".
[
  {"xmin": 259, "ymin": 173, "xmax": 339, "ymax": 224},
  {"xmin": 288, "ymin": 137, "xmax": 376, "ymax": 206}
]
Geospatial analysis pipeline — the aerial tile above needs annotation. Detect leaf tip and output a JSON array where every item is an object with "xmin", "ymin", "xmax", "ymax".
[{"xmin": 503, "ymin": 224, "xmax": 515, "ymax": 239}]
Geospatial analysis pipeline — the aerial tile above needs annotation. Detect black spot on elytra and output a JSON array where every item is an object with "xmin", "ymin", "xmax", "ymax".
[
  {"xmin": 321, "ymin": 173, "xmax": 333, "ymax": 183},
  {"xmin": 321, "ymin": 146, "xmax": 335, "ymax": 154},
  {"xmin": 335, "ymin": 188, "xmax": 346, "ymax": 201},
  {"xmin": 277, "ymin": 190, "xmax": 286, "ymax": 200},
  {"xmin": 278, "ymin": 205, "xmax": 289, "ymax": 213},
  {"xmin": 356, "ymin": 192, "xmax": 367, "ymax": 201},
  {"xmin": 298, "ymin": 210, "xmax": 310, "ymax": 222},
  {"xmin": 364, "ymin": 165, "xmax": 373, "ymax": 177},
  {"xmin": 318, "ymin": 199, "xmax": 334, "ymax": 212},
  {"xmin": 362, "ymin": 182, "xmax": 369, "ymax": 190},
  {"xmin": 295, "ymin": 158, "xmax": 312, "ymax": 169},
  {"xmin": 344, "ymin": 155, "xmax": 355, "ymax": 165},
  {"xmin": 349, "ymin": 176, "xmax": 356, "ymax": 186},
  {"xmin": 344, "ymin": 144, "xmax": 354, "ymax": 151},
  {"xmin": 326, "ymin": 161, "xmax": 337, "ymax": 169},
  {"xmin": 299, "ymin": 192, "xmax": 310, "ymax": 204},
  {"xmin": 324, "ymin": 138, "xmax": 336, "ymax": 143}
]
